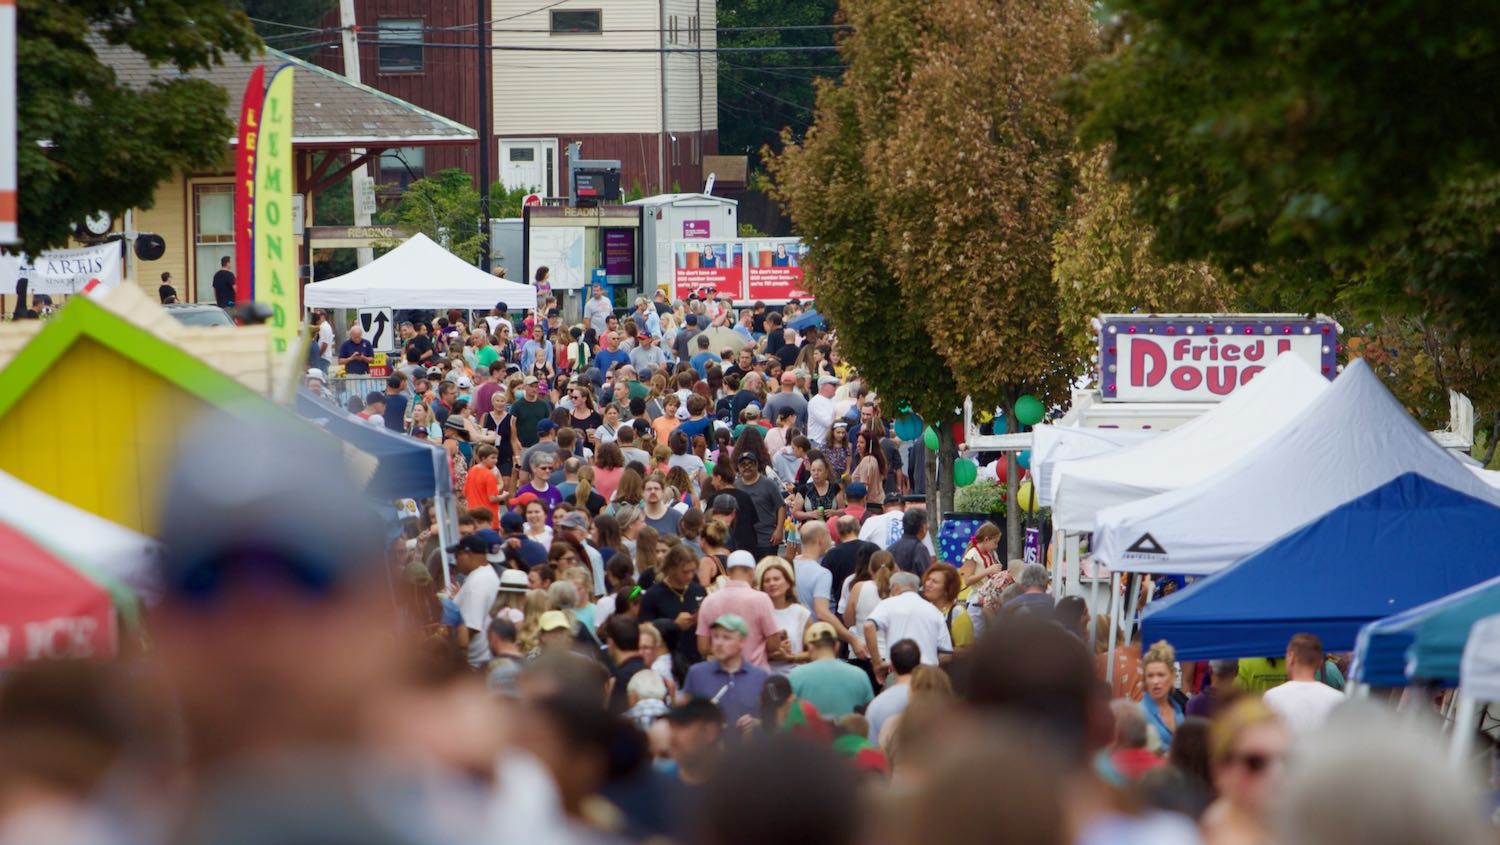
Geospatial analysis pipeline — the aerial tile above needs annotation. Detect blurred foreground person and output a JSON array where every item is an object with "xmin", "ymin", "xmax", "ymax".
[
  {"xmin": 965, "ymin": 619, "xmax": 1200, "ymax": 845},
  {"xmin": 698, "ymin": 734, "xmax": 860, "ymax": 845},
  {"xmin": 152, "ymin": 408, "xmax": 487, "ymax": 845},
  {"xmin": 1200, "ymin": 699, "xmax": 1287, "ymax": 845},
  {"xmin": 0, "ymin": 662, "xmax": 157, "ymax": 845},
  {"xmin": 1274, "ymin": 701, "xmax": 1491, "ymax": 845}
]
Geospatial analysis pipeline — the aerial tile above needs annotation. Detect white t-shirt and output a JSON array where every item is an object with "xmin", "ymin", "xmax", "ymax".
[
  {"xmin": 858, "ymin": 510, "xmax": 937, "ymax": 554},
  {"xmin": 456, "ymin": 565, "xmax": 501, "ymax": 667},
  {"xmin": 807, "ymin": 394, "xmax": 835, "ymax": 447},
  {"xmin": 866, "ymin": 591, "xmax": 951, "ymax": 665},
  {"xmin": 769, "ymin": 603, "xmax": 812, "ymax": 675},
  {"xmin": 864, "ymin": 681, "xmax": 910, "ymax": 742},
  {"xmin": 317, "ymin": 320, "xmax": 336, "ymax": 366},
  {"xmin": 1263, "ymin": 679, "xmax": 1344, "ymax": 735}
]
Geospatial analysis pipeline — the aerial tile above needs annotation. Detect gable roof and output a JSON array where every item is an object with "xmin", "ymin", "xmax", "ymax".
[
  {"xmin": 92, "ymin": 40, "xmax": 475, "ymax": 147},
  {"xmin": 0, "ymin": 295, "xmax": 268, "ymax": 419}
]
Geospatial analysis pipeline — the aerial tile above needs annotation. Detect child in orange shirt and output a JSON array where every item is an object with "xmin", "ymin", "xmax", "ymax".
[{"xmin": 465, "ymin": 444, "xmax": 503, "ymax": 528}]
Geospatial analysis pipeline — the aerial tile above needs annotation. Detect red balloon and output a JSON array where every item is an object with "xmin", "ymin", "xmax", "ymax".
[{"xmin": 995, "ymin": 460, "xmax": 1008, "ymax": 484}]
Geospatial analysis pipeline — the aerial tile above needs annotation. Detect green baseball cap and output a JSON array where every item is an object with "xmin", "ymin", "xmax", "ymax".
[{"xmin": 711, "ymin": 613, "xmax": 750, "ymax": 637}]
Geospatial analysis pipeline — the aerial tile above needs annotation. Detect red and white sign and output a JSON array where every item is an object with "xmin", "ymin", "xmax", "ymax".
[
  {"xmin": 523, "ymin": 193, "xmax": 544, "ymax": 208},
  {"xmin": 746, "ymin": 239, "xmax": 810, "ymax": 301},
  {"xmin": 1101, "ymin": 316, "xmax": 1337, "ymax": 402},
  {"xmin": 673, "ymin": 240, "xmax": 743, "ymax": 300}
]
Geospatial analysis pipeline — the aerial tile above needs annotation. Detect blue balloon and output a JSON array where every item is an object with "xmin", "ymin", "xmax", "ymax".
[
  {"xmin": 1017, "ymin": 449, "xmax": 1031, "ymax": 470},
  {"xmin": 893, "ymin": 413, "xmax": 924, "ymax": 442}
]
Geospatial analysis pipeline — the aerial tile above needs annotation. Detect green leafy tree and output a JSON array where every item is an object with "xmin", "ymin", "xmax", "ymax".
[
  {"xmin": 236, "ymin": 0, "xmax": 337, "ymax": 54},
  {"xmin": 718, "ymin": 0, "xmax": 843, "ymax": 156},
  {"xmin": 1052, "ymin": 149, "xmax": 1235, "ymax": 364},
  {"xmin": 1071, "ymin": 2, "xmax": 1500, "ymax": 461},
  {"xmin": 769, "ymin": 0, "xmax": 1094, "ymax": 552},
  {"xmin": 375, "ymin": 170, "xmax": 534, "ymax": 265},
  {"xmin": 17, "ymin": 0, "xmax": 261, "ymax": 253}
]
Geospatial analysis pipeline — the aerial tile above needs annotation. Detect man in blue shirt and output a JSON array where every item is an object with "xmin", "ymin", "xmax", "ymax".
[
  {"xmin": 689, "ymin": 333, "xmax": 718, "ymax": 379},
  {"xmin": 337, "ymin": 324, "xmax": 375, "ymax": 375},
  {"xmin": 680, "ymin": 614, "xmax": 769, "ymax": 728},
  {"xmin": 380, "ymin": 372, "xmax": 409, "ymax": 432},
  {"xmin": 593, "ymin": 330, "xmax": 631, "ymax": 378}
]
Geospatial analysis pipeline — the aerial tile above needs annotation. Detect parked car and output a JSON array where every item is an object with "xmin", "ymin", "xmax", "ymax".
[{"xmin": 162, "ymin": 303, "xmax": 235, "ymax": 328}]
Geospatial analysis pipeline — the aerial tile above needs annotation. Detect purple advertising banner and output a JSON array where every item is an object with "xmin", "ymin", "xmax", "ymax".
[
  {"xmin": 683, "ymin": 219, "xmax": 711, "ymax": 238},
  {"xmin": 603, "ymin": 229, "xmax": 634, "ymax": 286}
]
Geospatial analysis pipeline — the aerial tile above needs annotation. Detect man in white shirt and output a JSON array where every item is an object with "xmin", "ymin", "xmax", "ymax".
[
  {"xmin": 451, "ymin": 535, "xmax": 503, "ymax": 667},
  {"xmin": 1263, "ymin": 633, "xmax": 1345, "ymax": 735},
  {"xmin": 859, "ymin": 496, "xmax": 937, "ymax": 555},
  {"xmin": 585, "ymin": 283, "xmax": 614, "ymax": 336},
  {"xmin": 865, "ymin": 571, "xmax": 951, "ymax": 676},
  {"xmin": 314, "ymin": 310, "xmax": 336, "ymax": 371},
  {"xmin": 806, "ymin": 375, "xmax": 839, "ymax": 447}
]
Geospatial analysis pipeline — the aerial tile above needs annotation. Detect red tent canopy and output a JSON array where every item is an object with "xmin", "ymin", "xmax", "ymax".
[{"xmin": 0, "ymin": 521, "xmax": 116, "ymax": 667}]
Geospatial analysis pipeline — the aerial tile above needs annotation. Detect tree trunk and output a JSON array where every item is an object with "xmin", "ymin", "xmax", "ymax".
[
  {"xmin": 930, "ymin": 422, "xmax": 957, "ymax": 533},
  {"xmin": 1482, "ymin": 410, "xmax": 1500, "ymax": 467}
]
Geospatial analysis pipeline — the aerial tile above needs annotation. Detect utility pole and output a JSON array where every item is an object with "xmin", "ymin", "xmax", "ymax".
[
  {"xmin": 339, "ymin": 0, "xmax": 375, "ymax": 267},
  {"xmin": 476, "ymin": 0, "xmax": 491, "ymax": 271}
]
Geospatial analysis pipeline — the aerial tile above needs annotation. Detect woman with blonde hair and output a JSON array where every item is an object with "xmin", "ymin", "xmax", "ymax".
[
  {"xmin": 516, "ymin": 588, "xmax": 550, "ymax": 655},
  {"xmin": 696, "ymin": 519, "xmax": 732, "ymax": 590},
  {"xmin": 611, "ymin": 467, "xmax": 645, "ymax": 509},
  {"xmin": 632, "ymin": 524, "xmax": 662, "ymax": 585},
  {"xmin": 1140, "ymin": 639, "xmax": 1185, "ymax": 753},
  {"xmin": 1201, "ymin": 698, "xmax": 1288, "ymax": 845},
  {"xmin": 755, "ymin": 556, "xmax": 809, "ymax": 675}
]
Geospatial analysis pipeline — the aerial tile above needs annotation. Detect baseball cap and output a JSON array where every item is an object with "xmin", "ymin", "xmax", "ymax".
[
  {"xmin": 304, "ymin": 367, "xmax": 326, "ymax": 383},
  {"xmin": 510, "ymin": 492, "xmax": 539, "ymax": 509},
  {"xmin": 538, "ymin": 610, "xmax": 571, "ymax": 632},
  {"xmin": 803, "ymin": 621, "xmax": 838, "ymax": 645},
  {"xmin": 735, "ymin": 451, "xmax": 758, "ymax": 465},
  {"xmin": 779, "ymin": 372, "xmax": 797, "ymax": 385},
  {"xmin": 499, "ymin": 511, "xmax": 525, "ymax": 532},
  {"xmin": 523, "ymin": 375, "xmax": 539, "ymax": 385},
  {"xmin": 447, "ymin": 535, "xmax": 489, "ymax": 555},
  {"xmin": 710, "ymin": 493, "xmax": 738, "ymax": 513},
  {"xmin": 537, "ymin": 419, "xmax": 558, "ymax": 434},
  {"xmin": 818, "ymin": 375, "xmax": 840, "ymax": 387},
  {"xmin": 845, "ymin": 481, "xmax": 868, "ymax": 499},
  {"xmin": 726, "ymin": 550, "xmax": 756, "ymax": 570},
  {"xmin": 498, "ymin": 569, "xmax": 529, "ymax": 593},
  {"xmin": 558, "ymin": 511, "xmax": 589, "ymax": 531},
  {"xmin": 685, "ymin": 313, "xmax": 698, "ymax": 326},
  {"xmin": 711, "ymin": 614, "xmax": 750, "ymax": 637},
  {"xmin": 457, "ymin": 375, "xmax": 473, "ymax": 389}
]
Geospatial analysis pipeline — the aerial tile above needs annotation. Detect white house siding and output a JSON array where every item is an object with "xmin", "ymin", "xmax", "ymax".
[
  {"xmin": 663, "ymin": 0, "xmax": 717, "ymax": 136},
  {"xmin": 490, "ymin": 0, "xmax": 664, "ymax": 135}
]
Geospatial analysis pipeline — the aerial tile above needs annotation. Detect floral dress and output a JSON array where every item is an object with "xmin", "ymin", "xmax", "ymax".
[{"xmin": 824, "ymin": 444, "xmax": 852, "ymax": 481}]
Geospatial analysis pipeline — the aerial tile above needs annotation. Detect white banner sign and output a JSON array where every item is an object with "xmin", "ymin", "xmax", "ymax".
[
  {"xmin": 2, "ymin": 241, "xmax": 123, "ymax": 296},
  {"xmin": 528, "ymin": 226, "xmax": 586, "ymax": 290},
  {"xmin": 1113, "ymin": 334, "xmax": 1325, "ymax": 402}
]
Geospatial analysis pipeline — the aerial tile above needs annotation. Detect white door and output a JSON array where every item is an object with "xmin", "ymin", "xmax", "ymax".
[{"xmin": 499, "ymin": 139, "xmax": 558, "ymax": 196}]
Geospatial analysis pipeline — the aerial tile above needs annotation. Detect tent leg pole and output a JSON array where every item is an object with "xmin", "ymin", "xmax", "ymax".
[
  {"xmin": 1123, "ymin": 573, "xmax": 1142, "ymax": 645},
  {"xmin": 1088, "ymin": 563, "xmax": 1100, "ymax": 648},
  {"xmin": 1449, "ymin": 693, "xmax": 1478, "ymax": 767},
  {"xmin": 1106, "ymin": 571, "xmax": 1122, "ymax": 684},
  {"xmin": 434, "ymin": 492, "xmax": 460, "ymax": 594}
]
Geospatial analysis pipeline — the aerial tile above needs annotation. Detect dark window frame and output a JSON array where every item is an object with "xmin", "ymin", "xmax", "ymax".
[
  {"xmin": 549, "ymin": 9, "xmax": 602, "ymax": 34},
  {"xmin": 377, "ymin": 18, "xmax": 424, "ymax": 73}
]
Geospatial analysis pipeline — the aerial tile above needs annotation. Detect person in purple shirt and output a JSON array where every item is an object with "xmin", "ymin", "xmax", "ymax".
[
  {"xmin": 680, "ymin": 614, "xmax": 769, "ymax": 728},
  {"xmin": 1186, "ymin": 659, "xmax": 1240, "ymax": 719}
]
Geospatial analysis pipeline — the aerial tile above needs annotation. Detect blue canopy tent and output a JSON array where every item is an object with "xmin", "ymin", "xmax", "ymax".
[
  {"xmin": 295, "ymin": 389, "xmax": 451, "ymax": 501},
  {"xmin": 1350, "ymin": 573, "xmax": 1500, "ymax": 687},
  {"xmin": 1140, "ymin": 473, "xmax": 1500, "ymax": 661}
]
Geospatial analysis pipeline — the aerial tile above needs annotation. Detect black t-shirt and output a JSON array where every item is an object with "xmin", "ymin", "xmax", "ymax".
[
  {"xmin": 776, "ymin": 344, "xmax": 801, "ymax": 368},
  {"xmin": 821, "ymin": 540, "xmax": 876, "ymax": 610},
  {"xmin": 712, "ymin": 485, "xmax": 761, "ymax": 553},
  {"xmin": 211, "ymin": 269, "xmax": 235, "ymax": 304},
  {"xmin": 483, "ymin": 412, "xmax": 517, "ymax": 467},
  {"xmin": 730, "ymin": 389, "xmax": 759, "ymax": 420},
  {"xmin": 609, "ymin": 655, "xmax": 647, "ymax": 714},
  {"xmin": 405, "ymin": 334, "xmax": 434, "ymax": 363},
  {"xmin": 640, "ymin": 580, "xmax": 707, "ymax": 670}
]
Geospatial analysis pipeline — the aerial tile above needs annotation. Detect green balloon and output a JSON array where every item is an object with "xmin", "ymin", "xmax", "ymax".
[
  {"xmin": 705, "ymin": 461, "xmax": 715, "ymax": 475},
  {"xmin": 922, "ymin": 426, "xmax": 940, "ymax": 451},
  {"xmin": 954, "ymin": 457, "xmax": 978, "ymax": 487},
  {"xmin": 1014, "ymin": 394, "xmax": 1045, "ymax": 427}
]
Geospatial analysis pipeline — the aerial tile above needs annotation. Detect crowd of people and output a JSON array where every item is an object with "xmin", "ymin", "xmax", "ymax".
[{"xmin": 0, "ymin": 285, "xmax": 1493, "ymax": 844}]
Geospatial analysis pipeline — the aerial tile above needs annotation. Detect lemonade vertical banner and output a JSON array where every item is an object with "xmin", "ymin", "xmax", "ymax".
[
  {"xmin": 233, "ymin": 64, "xmax": 265, "ymax": 305},
  {"xmin": 253, "ymin": 65, "xmax": 298, "ymax": 398}
]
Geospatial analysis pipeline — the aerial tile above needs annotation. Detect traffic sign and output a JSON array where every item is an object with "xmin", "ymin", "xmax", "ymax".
[
  {"xmin": 523, "ymin": 193, "xmax": 543, "ymax": 208},
  {"xmin": 358, "ymin": 307, "xmax": 396, "ymax": 352}
]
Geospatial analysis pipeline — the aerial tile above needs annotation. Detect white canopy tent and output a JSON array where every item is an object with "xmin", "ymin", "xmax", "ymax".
[
  {"xmin": 303, "ymin": 233, "xmax": 538, "ymax": 310},
  {"xmin": 1452, "ymin": 613, "xmax": 1500, "ymax": 763},
  {"xmin": 1032, "ymin": 425, "xmax": 1158, "ymax": 509},
  {"xmin": 1093, "ymin": 358, "xmax": 1500, "ymax": 576},
  {"xmin": 0, "ymin": 470, "xmax": 161, "ymax": 602},
  {"xmin": 1051, "ymin": 355, "xmax": 1329, "ymax": 531}
]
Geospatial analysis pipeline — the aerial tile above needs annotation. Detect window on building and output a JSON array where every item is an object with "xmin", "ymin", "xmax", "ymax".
[
  {"xmin": 193, "ymin": 184, "xmax": 234, "ymax": 303},
  {"xmin": 378, "ymin": 19, "xmax": 423, "ymax": 72},
  {"xmin": 378, "ymin": 147, "xmax": 426, "ymax": 190},
  {"xmin": 550, "ymin": 10, "xmax": 602, "ymax": 33}
]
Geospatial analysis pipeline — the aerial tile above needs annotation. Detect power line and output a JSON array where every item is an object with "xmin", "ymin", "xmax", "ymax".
[
  {"xmin": 352, "ymin": 38, "xmax": 838, "ymax": 54},
  {"xmin": 246, "ymin": 16, "xmax": 326, "ymax": 32}
]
